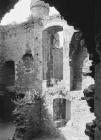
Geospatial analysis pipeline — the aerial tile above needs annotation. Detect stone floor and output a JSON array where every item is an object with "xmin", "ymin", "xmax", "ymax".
[{"xmin": 0, "ymin": 90, "xmax": 95, "ymax": 140}]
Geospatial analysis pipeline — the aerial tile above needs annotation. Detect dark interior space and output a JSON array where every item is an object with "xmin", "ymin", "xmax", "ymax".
[
  {"xmin": 0, "ymin": 90, "xmax": 16, "ymax": 122},
  {"xmin": 0, "ymin": 61, "xmax": 15, "ymax": 122},
  {"xmin": 2, "ymin": 61, "xmax": 15, "ymax": 86}
]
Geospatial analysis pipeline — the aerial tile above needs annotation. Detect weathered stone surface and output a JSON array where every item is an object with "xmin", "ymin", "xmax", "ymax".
[
  {"xmin": 0, "ymin": 9, "xmax": 91, "ymax": 129},
  {"xmin": 70, "ymin": 33, "xmax": 90, "ymax": 90},
  {"xmin": 0, "ymin": 20, "xmax": 43, "ymax": 94},
  {"xmin": 95, "ymin": 62, "xmax": 101, "ymax": 140},
  {"xmin": 30, "ymin": 0, "xmax": 49, "ymax": 18}
]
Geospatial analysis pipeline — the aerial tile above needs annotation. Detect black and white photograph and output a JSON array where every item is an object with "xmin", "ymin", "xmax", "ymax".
[{"xmin": 0, "ymin": 0, "xmax": 99, "ymax": 140}]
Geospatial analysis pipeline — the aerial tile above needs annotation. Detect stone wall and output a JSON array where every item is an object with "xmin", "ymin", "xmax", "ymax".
[
  {"xmin": 0, "ymin": 19, "xmax": 44, "ymax": 94},
  {"xmin": 0, "ymin": 15, "xmax": 75, "ymax": 122},
  {"xmin": 53, "ymin": 47, "xmax": 63, "ymax": 80},
  {"xmin": 42, "ymin": 22, "xmax": 74, "ymax": 124},
  {"xmin": 69, "ymin": 33, "xmax": 93, "ymax": 91},
  {"xmin": 0, "ymin": 30, "xmax": 5, "ymax": 91},
  {"xmin": 95, "ymin": 62, "xmax": 101, "ymax": 140},
  {"xmin": 71, "ymin": 46, "xmax": 88, "ymax": 90},
  {"xmin": 0, "ymin": 19, "xmax": 44, "ymax": 120}
]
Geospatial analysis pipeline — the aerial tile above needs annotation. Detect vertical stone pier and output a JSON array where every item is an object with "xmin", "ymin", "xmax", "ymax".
[
  {"xmin": 95, "ymin": 35, "xmax": 101, "ymax": 140},
  {"xmin": 63, "ymin": 29, "xmax": 75, "ymax": 91}
]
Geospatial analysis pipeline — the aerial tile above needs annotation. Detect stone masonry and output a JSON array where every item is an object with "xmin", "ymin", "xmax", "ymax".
[{"xmin": 0, "ymin": 0, "xmax": 92, "ymax": 124}]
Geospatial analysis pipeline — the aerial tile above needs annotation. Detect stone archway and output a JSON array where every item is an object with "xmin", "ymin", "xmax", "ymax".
[{"xmin": 42, "ymin": 25, "xmax": 63, "ymax": 87}]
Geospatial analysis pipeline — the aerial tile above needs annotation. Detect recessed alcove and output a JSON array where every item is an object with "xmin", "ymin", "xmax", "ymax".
[
  {"xmin": 2, "ymin": 60, "xmax": 15, "ymax": 87},
  {"xmin": 42, "ymin": 25, "xmax": 63, "ymax": 87}
]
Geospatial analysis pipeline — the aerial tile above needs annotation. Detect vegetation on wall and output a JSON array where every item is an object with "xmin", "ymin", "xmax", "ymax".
[{"xmin": 13, "ymin": 90, "xmax": 59, "ymax": 140}]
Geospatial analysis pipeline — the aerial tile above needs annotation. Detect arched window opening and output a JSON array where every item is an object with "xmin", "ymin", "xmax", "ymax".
[{"xmin": 42, "ymin": 26, "xmax": 63, "ymax": 87}]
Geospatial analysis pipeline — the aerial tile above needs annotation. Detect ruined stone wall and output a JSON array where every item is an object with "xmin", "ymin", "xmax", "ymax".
[
  {"xmin": 69, "ymin": 33, "xmax": 92, "ymax": 91},
  {"xmin": 71, "ymin": 46, "xmax": 94, "ymax": 91},
  {"xmin": 42, "ymin": 25, "xmax": 74, "ymax": 123},
  {"xmin": 95, "ymin": 62, "xmax": 101, "ymax": 140},
  {"xmin": 0, "ymin": 15, "xmax": 75, "ymax": 122},
  {"xmin": 0, "ymin": 19, "xmax": 43, "ymax": 94},
  {"xmin": 71, "ymin": 46, "xmax": 88, "ymax": 90}
]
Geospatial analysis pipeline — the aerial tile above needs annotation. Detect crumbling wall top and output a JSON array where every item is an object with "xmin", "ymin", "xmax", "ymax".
[{"xmin": 43, "ymin": 14, "xmax": 75, "ymax": 33}]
